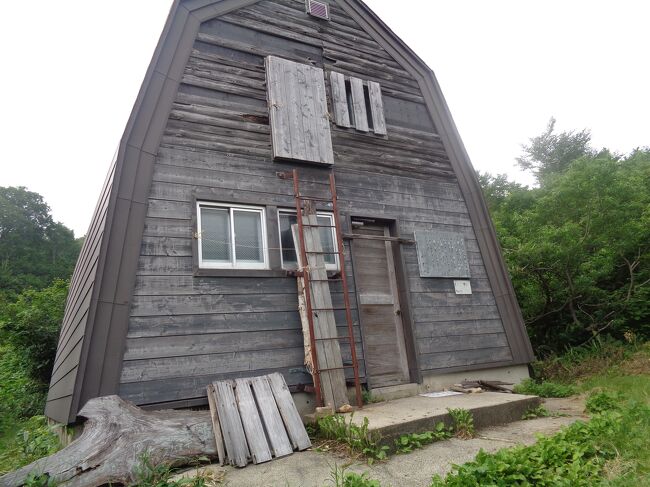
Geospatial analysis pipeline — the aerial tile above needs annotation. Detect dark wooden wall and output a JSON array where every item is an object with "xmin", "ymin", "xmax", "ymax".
[
  {"xmin": 45, "ymin": 158, "xmax": 116, "ymax": 418},
  {"xmin": 118, "ymin": 0, "xmax": 512, "ymax": 407}
]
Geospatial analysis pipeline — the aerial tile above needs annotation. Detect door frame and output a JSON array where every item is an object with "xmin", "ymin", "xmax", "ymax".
[{"xmin": 344, "ymin": 213, "xmax": 421, "ymax": 387}]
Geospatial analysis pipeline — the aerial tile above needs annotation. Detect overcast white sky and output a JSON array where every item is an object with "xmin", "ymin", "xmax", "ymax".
[{"xmin": 1, "ymin": 1, "xmax": 648, "ymax": 237}]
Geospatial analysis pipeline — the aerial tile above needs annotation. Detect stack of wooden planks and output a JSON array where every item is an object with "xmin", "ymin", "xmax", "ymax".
[{"xmin": 206, "ymin": 372, "xmax": 311, "ymax": 468}]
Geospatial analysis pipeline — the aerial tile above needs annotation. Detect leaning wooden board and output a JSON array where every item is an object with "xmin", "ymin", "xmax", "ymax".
[{"xmin": 207, "ymin": 372, "xmax": 311, "ymax": 468}]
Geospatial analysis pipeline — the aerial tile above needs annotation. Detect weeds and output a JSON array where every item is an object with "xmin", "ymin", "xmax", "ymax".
[
  {"xmin": 394, "ymin": 423, "xmax": 451, "ymax": 454},
  {"xmin": 447, "ymin": 408, "xmax": 474, "ymax": 439},
  {"xmin": 0, "ymin": 416, "xmax": 61, "ymax": 475},
  {"xmin": 361, "ymin": 390, "xmax": 383, "ymax": 405},
  {"xmin": 328, "ymin": 464, "xmax": 380, "ymax": 487},
  {"xmin": 129, "ymin": 453, "xmax": 217, "ymax": 487},
  {"xmin": 532, "ymin": 337, "xmax": 636, "ymax": 383},
  {"xmin": 521, "ymin": 405, "xmax": 551, "ymax": 420},
  {"xmin": 585, "ymin": 390, "xmax": 623, "ymax": 414},
  {"xmin": 315, "ymin": 415, "xmax": 389, "ymax": 463},
  {"xmin": 513, "ymin": 379, "xmax": 576, "ymax": 398},
  {"xmin": 431, "ymin": 405, "xmax": 640, "ymax": 486},
  {"xmin": 23, "ymin": 473, "xmax": 57, "ymax": 487}
]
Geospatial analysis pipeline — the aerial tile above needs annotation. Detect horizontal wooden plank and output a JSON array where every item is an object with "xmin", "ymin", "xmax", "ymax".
[
  {"xmin": 118, "ymin": 364, "xmax": 366, "ymax": 406},
  {"xmin": 415, "ymin": 319, "xmax": 506, "ymax": 339},
  {"xmin": 419, "ymin": 346, "xmax": 513, "ymax": 371},
  {"xmin": 155, "ymin": 146, "xmax": 463, "ymax": 201},
  {"xmin": 418, "ymin": 333, "xmax": 509, "ymax": 355},
  {"xmin": 126, "ymin": 309, "xmax": 360, "ymax": 338},
  {"xmin": 124, "ymin": 329, "xmax": 304, "ymax": 360},
  {"xmin": 410, "ymin": 291, "xmax": 497, "ymax": 308},
  {"xmin": 412, "ymin": 305, "xmax": 502, "ymax": 323},
  {"xmin": 120, "ymin": 343, "xmax": 365, "ymax": 383}
]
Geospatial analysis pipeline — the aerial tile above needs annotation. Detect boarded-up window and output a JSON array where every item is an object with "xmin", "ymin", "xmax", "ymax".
[
  {"xmin": 266, "ymin": 56, "xmax": 334, "ymax": 165},
  {"xmin": 414, "ymin": 230, "xmax": 471, "ymax": 278},
  {"xmin": 330, "ymin": 72, "xmax": 387, "ymax": 135}
]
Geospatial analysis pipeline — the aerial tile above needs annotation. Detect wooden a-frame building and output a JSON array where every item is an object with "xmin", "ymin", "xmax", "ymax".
[{"xmin": 46, "ymin": 0, "xmax": 534, "ymax": 424}]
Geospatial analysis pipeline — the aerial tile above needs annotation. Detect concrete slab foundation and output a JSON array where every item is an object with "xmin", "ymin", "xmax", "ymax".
[{"xmin": 348, "ymin": 392, "xmax": 541, "ymax": 442}]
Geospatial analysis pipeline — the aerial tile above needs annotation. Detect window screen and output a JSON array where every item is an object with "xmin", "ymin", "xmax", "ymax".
[
  {"xmin": 198, "ymin": 203, "xmax": 267, "ymax": 269},
  {"xmin": 278, "ymin": 210, "xmax": 338, "ymax": 270}
]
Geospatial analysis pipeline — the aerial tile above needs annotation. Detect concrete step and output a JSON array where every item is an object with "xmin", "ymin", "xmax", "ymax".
[
  {"xmin": 348, "ymin": 392, "xmax": 541, "ymax": 442},
  {"xmin": 369, "ymin": 383, "xmax": 420, "ymax": 402}
]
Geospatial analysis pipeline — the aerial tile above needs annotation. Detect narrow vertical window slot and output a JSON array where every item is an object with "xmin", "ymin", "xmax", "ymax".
[
  {"xmin": 363, "ymin": 84, "xmax": 374, "ymax": 131},
  {"xmin": 345, "ymin": 79, "xmax": 356, "ymax": 127}
]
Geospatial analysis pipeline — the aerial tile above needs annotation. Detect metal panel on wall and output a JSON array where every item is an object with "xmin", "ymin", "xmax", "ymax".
[{"xmin": 414, "ymin": 230, "xmax": 471, "ymax": 278}]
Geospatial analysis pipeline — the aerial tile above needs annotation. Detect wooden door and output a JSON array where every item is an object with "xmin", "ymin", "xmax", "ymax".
[{"xmin": 352, "ymin": 223, "xmax": 410, "ymax": 388}]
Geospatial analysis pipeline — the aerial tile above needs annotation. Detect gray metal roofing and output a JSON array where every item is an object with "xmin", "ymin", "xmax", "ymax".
[{"xmin": 45, "ymin": 0, "xmax": 534, "ymax": 425}]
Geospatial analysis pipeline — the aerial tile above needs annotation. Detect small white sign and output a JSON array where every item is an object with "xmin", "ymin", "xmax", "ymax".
[{"xmin": 454, "ymin": 280, "xmax": 472, "ymax": 295}]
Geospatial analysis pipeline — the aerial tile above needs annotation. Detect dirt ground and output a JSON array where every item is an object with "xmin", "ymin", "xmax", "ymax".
[{"xmin": 174, "ymin": 396, "xmax": 587, "ymax": 487}]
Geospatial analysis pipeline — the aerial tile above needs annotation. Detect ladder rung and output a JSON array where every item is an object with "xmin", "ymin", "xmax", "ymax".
[
  {"xmin": 290, "ymin": 168, "xmax": 363, "ymax": 409},
  {"xmin": 318, "ymin": 365, "xmax": 355, "ymax": 372},
  {"xmin": 309, "ymin": 278, "xmax": 343, "ymax": 282},
  {"xmin": 305, "ymin": 250, "xmax": 340, "ymax": 255},
  {"xmin": 314, "ymin": 336, "xmax": 351, "ymax": 342},
  {"xmin": 297, "ymin": 196, "xmax": 334, "ymax": 203}
]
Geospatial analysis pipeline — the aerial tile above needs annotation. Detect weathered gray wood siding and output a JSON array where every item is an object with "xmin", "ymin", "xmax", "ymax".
[
  {"xmin": 45, "ymin": 157, "xmax": 116, "ymax": 418},
  {"xmin": 118, "ymin": 0, "xmax": 512, "ymax": 407}
]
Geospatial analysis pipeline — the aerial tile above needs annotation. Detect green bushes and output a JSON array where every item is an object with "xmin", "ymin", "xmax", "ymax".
[
  {"xmin": 0, "ymin": 279, "xmax": 69, "ymax": 384},
  {"xmin": 0, "ymin": 416, "xmax": 60, "ymax": 475},
  {"xmin": 431, "ymin": 377, "xmax": 650, "ymax": 487},
  {"xmin": 481, "ymin": 139, "xmax": 650, "ymax": 353},
  {"xmin": 513, "ymin": 379, "xmax": 576, "ymax": 397},
  {"xmin": 585, "ymin": 390, "xmax": 623, "ymax": 414},
  {"xmin": 0, "ymin": 345, "xmax": 45, "ymax": 436},
  {"xmin": 432, "ymin": 404, "xmax": 646, "ymax": 486},
  {"xmin": 0, "ymin": 280, "xmax": 70, "ymax": 472}
]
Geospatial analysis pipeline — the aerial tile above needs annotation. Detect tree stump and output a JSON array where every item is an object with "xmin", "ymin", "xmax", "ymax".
[{"xmin": 0, "ymin": 396, "xmax": 217, "ymax": 487}]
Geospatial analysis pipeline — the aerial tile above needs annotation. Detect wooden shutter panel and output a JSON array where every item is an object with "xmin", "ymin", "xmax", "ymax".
[
  {"xmin": 330, "ymin": 71, "xmax": 351, "ymax": 127},
  {"xmin": 266, "ymin": 56, "xmax": 334, "ymax": 165},
  {"xmin": 368, "ymin": 81, "xmax": 387, "ymax": 135},
  {"xmin": 349, "ymin": 77, "xmax": 369, "ymax": 132}
]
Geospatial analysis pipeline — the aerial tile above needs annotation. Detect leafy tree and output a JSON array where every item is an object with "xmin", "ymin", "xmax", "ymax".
[
  {"xmin": 516, "ymin": 118, "xmax": 593, "ymax": 185},
  {"xmin": 0, "ymin": 187, "xmax": 80, "ymax": 299},
  {"xmin": 485, "ymin": 147, "xmax": 650, "ymax": 353},
  {"xmin": 0, "ymin": 279, "xmax": 69, "ymax": 384}
]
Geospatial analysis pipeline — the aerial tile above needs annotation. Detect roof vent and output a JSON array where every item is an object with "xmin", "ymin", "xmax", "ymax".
[{"xmin": 306, "ymin": 0, "xmax": 330, "ymax": 20}]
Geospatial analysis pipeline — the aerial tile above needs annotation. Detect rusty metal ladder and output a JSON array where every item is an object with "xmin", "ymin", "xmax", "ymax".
[{"xmin": 280, "ymin": 169, "xmax": 363, "ymax": 409}]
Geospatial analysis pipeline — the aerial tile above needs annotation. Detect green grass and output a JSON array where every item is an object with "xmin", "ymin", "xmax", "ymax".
[
  {"xmin": 431, "ymin": 342, "xmax": 650, "ymax": 486},
  {"xmin": 581, "ymin": 374, "xmax": 650, "ymax": 405},
  {"xmin": 0, "ymin": 416, "xmax": 61, "ymax": 476},
  {"xmin": 513, "ymin": 379, "xmax": 576, "ymax": 397}
]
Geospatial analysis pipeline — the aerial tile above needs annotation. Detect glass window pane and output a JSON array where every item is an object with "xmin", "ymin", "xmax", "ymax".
[
  {"xmin": 234, "ymin": 210, "xmax": 263, "ymax": 263},
  {"xmin": 317, "ymin": 215, "xmax": 336, "ymax": 266},
  {"xmin": 279, "ymin": 212, "xmax": 298, "ymax": 267},
  {"xmin": 200, "ymin": 207, "xmax": 231, "ymax": 262}
]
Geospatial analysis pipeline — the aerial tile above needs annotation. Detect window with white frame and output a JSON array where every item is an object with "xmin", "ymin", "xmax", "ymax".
[
  {"xmin": 278, "ymin": 210, "xmax": 339, "ymax": 271},
  {"xmin": 197, "ymin": 202, "xmax": 268, "ymax": 269}
]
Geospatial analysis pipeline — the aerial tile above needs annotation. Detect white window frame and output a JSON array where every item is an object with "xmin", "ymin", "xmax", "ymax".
[
  {"xmin": 196, "ymin": 201, "xmax": 269, "ymax": 270},
  {"xmin": 277, "ymin": 209, "xmax": 340, "ymax": 271}
]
